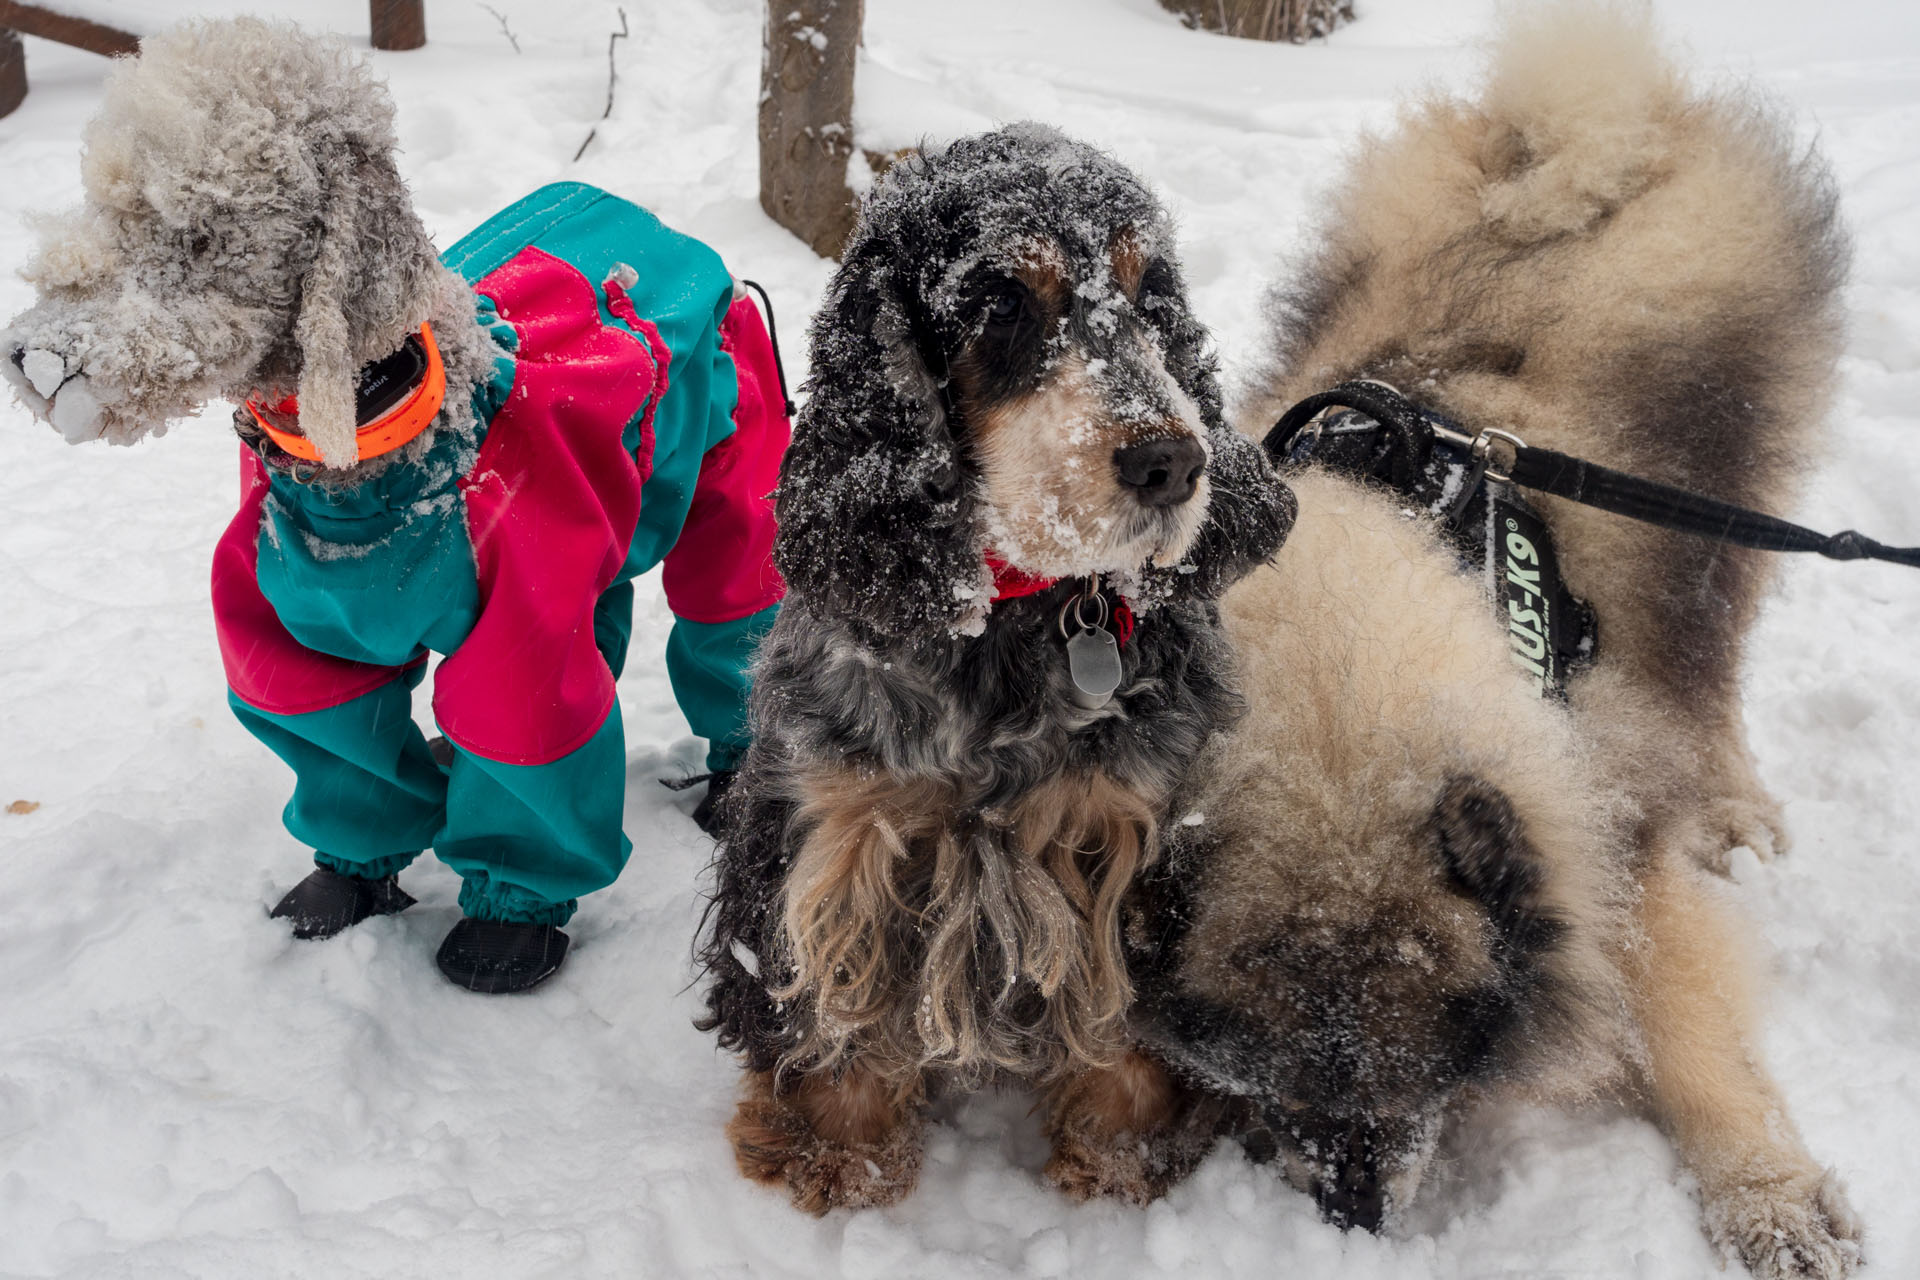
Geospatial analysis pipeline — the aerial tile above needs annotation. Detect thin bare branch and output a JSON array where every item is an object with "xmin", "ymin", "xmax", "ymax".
[
  {"xmin": 477, "ymin": 2, "xmax": 520, "ymax": 54},
  {"xmin": 573, "ymin": 7, "xmax": 629, "ymax": 163}
]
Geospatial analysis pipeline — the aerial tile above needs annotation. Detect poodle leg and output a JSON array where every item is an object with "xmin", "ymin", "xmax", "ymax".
[
  {"xmin": 1043, "ymin": 1049, "xmax": 1190, "ymax": 1204},
  {"xmin": 1628, "ymin": 856, "xmax": 1862, "ymax": 1279},
  {"xmin": 727, "ymin": 1062, "xmax": 925, "ymax": 1215}
]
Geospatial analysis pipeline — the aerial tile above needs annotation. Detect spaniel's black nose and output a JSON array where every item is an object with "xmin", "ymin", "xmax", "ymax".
[
  {"xmin": 7, "ymin": 345, "xmax": 24, "ymax": 374},
  {"xmin": 1114, "ymin": 435, "xmax": 1206, "ymax": 506}
]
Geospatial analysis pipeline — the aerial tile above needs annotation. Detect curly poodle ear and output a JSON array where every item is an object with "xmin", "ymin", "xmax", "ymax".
[
  {"xmin": 773, "ymin": 231, "xmax": 989, "ymax": 637},
  {"xmin": 296, "ymin": 147, "xmax": 440, "ymax": 468},
  {"xmin": 293, "ymin": 178, "xmax": 361, "ymax": 467}
]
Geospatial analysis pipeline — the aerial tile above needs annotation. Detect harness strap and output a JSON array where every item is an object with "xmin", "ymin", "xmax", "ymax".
[{"xmin": 1266, "ymin": 380, "xmax": 1920, "ymax": 571}]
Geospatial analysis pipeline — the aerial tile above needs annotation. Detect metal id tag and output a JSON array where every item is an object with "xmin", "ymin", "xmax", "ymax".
[{"xmin": 1066, "ymin": 623, "xmax": 1122, "ymax": 708}]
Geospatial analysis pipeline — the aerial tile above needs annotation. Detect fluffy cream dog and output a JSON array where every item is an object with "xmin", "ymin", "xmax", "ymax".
[{"xmin": 1125, "ymin": 8, "xmax": 1862, "ymax": 1279}]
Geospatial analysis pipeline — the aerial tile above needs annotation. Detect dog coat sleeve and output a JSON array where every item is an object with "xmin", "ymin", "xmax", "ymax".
[
  {"xmin": 212, "ymin": 448, "xmax": 430, "ymax": 715},
  {"xmin": 660, "ymin": 292, "xmax": 789, "ymax": 772}
]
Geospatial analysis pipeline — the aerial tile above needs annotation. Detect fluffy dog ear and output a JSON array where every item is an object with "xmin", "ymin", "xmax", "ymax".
[
  {"xmin": 295, "ymin": 149, "xmax": 440, "ymax": 469},
  {"xmin": 773, "ymin": 229, "xmax": 988, "ymax": 637},
  {"xmin": 294, "ymin": 178, "xmax": 362, "ymax": 468},
  {"xmin": 1431, "ymin": 776, "xmax": 1563, "ymax": 961}
]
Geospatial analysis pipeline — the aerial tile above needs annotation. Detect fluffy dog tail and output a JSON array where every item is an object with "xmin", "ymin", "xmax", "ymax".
[
  {"xmin": 1470, "ymin": 3, "xmax": 1696, "ymax": 246},
  {"xmin": 1246, "ymin": 1, "xmax": 1849, "ymax": 473}
]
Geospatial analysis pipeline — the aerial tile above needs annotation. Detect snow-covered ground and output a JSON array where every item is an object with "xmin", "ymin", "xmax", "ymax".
[{"xmin": 2, "ymin": 0, "xmax": 1917, "ymax": 1275}]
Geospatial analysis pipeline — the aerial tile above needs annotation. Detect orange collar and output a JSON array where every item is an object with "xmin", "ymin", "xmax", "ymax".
[{"xmin": 246, "ymin": 322, "xmax": 446, "ymax": 465}]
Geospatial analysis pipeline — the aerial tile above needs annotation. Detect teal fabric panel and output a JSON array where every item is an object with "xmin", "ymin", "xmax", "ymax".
[
  {"xmin": 253, "ymin": 414, "xmax": 482, "ymax": 668},
  {"xmin": 593, "ymin": 581, "xmax": 635, "ymax": 680},
  {"xmin": 441, "ymin": 181, "xmax": 612, "ymax": 283},
  {"xmin": 229, "ymin": 668, "xmax": 442, "ymax": 877},
  {"xmin": 435, "ymin": 706, "xmax": 633, "ymax": 926},
  {"xmin": 666, "ymin": 602, "xmax": 780, "ymax": 772},
  {"xmin": 468, "ymin": 291, "xmax": 520, "ymax": 431}
]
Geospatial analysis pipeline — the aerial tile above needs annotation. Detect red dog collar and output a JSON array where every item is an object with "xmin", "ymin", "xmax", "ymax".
[
  {"xmin": 987, "ymin": 554, "xmax": 1059, "ymax": 602},
  {"xmin": 985, "ymin": 553, "xmax": 1134, "ymax": 646}
]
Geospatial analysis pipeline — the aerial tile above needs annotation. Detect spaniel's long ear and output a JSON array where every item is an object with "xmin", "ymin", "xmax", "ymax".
[
  {"xmin": 772, "ymin": 226, "xmax": 987, "ymax": 637},
  {"xmin": 1136, "ymin": 255, "xmax": 1297, "ymax": 604},
  {"xmin": 295, "ymin": 147, "xmax": 440, "ymax": 469}
]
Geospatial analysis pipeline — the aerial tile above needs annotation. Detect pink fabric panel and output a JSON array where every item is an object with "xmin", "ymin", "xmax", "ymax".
[
  {"xmin": 213, "ymin": 447, "xmax": 417, "ymax": 715},
  {"xmin": 435, "ymin": 246, "xmax": 657, "ymax": 766},
  {"xmin": 660, "ymin": 294, "xmax": 790, "ymax": 624}
]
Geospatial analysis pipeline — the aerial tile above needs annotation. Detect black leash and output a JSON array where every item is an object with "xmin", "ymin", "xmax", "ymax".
[
  {"xmin": 1266, "ymin": 381, "xmax": 1920, "ymax": 571},
  {"xmin": 1507, "ymin": 447, "xmax": 1920, "ymax": 568},
  {"xmin": 737, "ymin": 279, "xmax": 798, "ymax": 420}
]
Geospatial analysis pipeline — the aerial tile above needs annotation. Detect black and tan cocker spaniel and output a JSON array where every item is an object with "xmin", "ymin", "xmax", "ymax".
[{"xmin": 696, "ymin": 123, "xmax": 1295, "ymax": 1213}]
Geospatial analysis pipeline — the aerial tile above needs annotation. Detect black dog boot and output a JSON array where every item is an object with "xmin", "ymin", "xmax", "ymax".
[
  {"xmin": 270, "ymin": 866, "xmax": 416, "ymax": 940},
  {"xmin": 691, "ymin": 769, "xmax": 736, "ymax": 837},
  {"xmin": 435, "ymin": 918, "xmax": 570, "ymax": 994}
]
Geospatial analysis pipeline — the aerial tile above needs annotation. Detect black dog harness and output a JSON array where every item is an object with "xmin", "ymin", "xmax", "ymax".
[{"xmin": 1265, "ymin": 380, "xmax": 1920, "ymax": 698}]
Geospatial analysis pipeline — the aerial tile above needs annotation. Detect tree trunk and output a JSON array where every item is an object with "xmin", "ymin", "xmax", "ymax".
[
  {"xmin": 759, "ymin": 0, "xmax": 863, "ymax": 260},
  {"xmin": 0, "ymin": 28, "xmax": 23, "ymax": 120},
  {"xmin": 370, "ymin": 0, "xmax": 427, "ymax": 52},
  {"xmin": 1158, "ymin": 0, "xmax": 1354, "ymax": 43}
]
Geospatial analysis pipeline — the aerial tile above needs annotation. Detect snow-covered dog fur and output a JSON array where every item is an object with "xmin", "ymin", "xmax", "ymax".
[
  {"xmin": 1, "ymin": 18, "xmax": 497, "ymax": 468},
  {"xmin": 1126, "ymin": 9, "xmax": 1862, "ymax": 1279},
  {"xmin": 697, "ymin": 124, "xmax": 1295, "ymax": 1214}
]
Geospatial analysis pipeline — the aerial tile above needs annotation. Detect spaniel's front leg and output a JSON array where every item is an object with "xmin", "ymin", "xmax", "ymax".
[
  {"xmin": 1043, "ymin": 1048, "xmax": 1191, "ymax": 1204},
  {"xmin": 727, "ymin": 1059, "xmax": 927, "ymax": 1214}
]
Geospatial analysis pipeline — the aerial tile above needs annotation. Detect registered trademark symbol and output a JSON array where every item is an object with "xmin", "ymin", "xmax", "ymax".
[{"xmin": 1505, "ymin": 518, "xmax": 1518, "ymax": 532}]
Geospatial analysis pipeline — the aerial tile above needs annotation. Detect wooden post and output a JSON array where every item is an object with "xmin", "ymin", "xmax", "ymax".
[
  {"xmin": 370, "ymin": 0, "xmax": 426, "ymax": 52},
  {"xmin": 0, "ymin": 3, "xmax": 139, "ymax": 56},
  {"xmin": 0, "ymin": 4, "xmax": 143, "ymax": 120},
  {"xmin": 1158, "ymin": 0, "xmax": 1353, "ymax": 43},
  {"xmin": 759, "ymin": 0, "xmax": 863, "ymax": 260},
  {"xmin": 0, "ymin": 29, "xmax": 24, "ymax": 120}
]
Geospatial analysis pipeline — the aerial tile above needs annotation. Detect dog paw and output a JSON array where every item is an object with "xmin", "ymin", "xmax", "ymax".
[
  {"xmin": 782, "ymin": 1126, "xmax": 924, "ymax": 1215},
  {"xmin": 726, "ymin": 1086, "xmax": 814, "ymax": 1184},
  {"xmin": 725, "ymin": 1086, "xmax": 923, "ymax": 1215},
  {"xmin": 1045, "ymin": 1131, "xmax": 1163, "ymax": 1206},
  {"xmin": 1704, "ymin": 1168, "xmax": 1863, "ymax": 1280},
  {"xmin": 1691, "ymin": 795, "xmax": 1792, "ymax": 875}
]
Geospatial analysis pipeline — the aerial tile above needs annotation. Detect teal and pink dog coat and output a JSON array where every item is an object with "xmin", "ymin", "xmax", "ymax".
[{"xmin": 211, "ymin": 184, "xmax": 787, "ymax": 926}]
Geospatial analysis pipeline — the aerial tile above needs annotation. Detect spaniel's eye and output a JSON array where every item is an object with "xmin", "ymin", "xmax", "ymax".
[
  {"xmin": 1138, "ymin": 258, "xmax": 1176, "ymax": 303},
  {"xmin": 983, "ymin": 285, "xmax": 1027, "ymax": 328}
]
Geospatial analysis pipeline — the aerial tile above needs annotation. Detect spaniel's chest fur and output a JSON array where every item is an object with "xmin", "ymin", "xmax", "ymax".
[
  {"xmin": 758, "ymin": 590, "xmax": 1238, "ymax": 802},
  {"xmin": 733, "ymin": 590, "xmax": 1242, "ymax": 1083}
]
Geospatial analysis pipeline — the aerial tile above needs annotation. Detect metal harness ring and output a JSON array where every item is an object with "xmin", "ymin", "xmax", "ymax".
[
  {"xmin": 1471, "ymin": 427, "xmax": 1526, "ymax": 484},
  {"xmin": 1059, "ymin": 589, "xmax": 1109, "ymax": 639}
]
